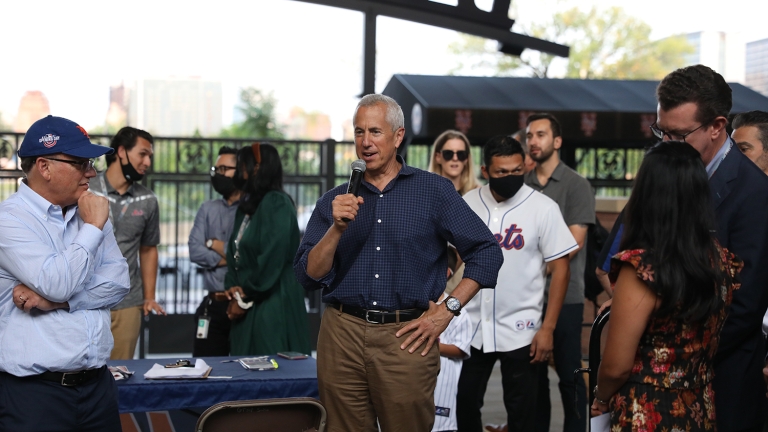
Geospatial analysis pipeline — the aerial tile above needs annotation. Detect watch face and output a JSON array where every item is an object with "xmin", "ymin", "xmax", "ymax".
[{"xmin": 446, "ymin": 297, "xmax": 461, "ymax": 311}]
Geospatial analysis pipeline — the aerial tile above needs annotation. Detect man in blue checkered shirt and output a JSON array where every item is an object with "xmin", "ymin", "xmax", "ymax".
[{"xmin": 294, "ymin": 94, "xmax": 503, "ymax": 432}]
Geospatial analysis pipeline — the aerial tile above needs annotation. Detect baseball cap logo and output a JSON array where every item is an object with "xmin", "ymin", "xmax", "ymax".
[
  {"xmin": 76, "ymin": 125, "xmax": 90, "ymax": 138},
  {"xmin": 39, "ymin": 134, "xmax": 60, "ymax": 148}
]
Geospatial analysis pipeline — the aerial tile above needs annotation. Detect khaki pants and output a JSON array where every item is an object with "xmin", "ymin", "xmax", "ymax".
[
  {"xmin": 110, "ymin": 306, "xmax": 143, "ymax": 360},
  {"xmin": 317, "ymin": 307, "xmax": 440, "ymax": 432}
]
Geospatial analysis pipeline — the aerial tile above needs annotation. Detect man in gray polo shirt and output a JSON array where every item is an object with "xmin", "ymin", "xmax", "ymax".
[
  {"xmin": 188, "ymin": 146, "xmax": 241, "ymax": 356},
  {"xmin": 92, "ymin": 126, "xmax": 164, "ymax": 360},
  {"xmin": 525, "ymin": 113, "xmax": 595, "ymax": 432}
]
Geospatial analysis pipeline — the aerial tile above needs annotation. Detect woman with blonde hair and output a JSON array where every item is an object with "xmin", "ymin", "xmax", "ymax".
[{"xmin": 429, "ymin": 130, "xmax": 478, "ymax": 196}]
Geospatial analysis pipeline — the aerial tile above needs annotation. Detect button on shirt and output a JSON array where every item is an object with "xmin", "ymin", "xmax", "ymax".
[
  {"xmin": 0, "ymin": 182, "xmax": 130, "ymax": 376},
  {"xmin": 188, "ymin": 198, "xmax": 239, "ymax": 292},
  {"xmin": 294, "ymin": 156, "xmax": 503, "ymax": 311}
]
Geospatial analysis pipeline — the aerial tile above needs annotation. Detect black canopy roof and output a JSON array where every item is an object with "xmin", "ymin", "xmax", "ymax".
[{"xmin": 383, "ymin": 74, "xmax": 768, "ymax": 145}]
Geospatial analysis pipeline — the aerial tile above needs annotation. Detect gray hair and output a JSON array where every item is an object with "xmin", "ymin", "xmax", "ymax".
[{"xmin": 354, "ymin": 94, "xmax": 404, "ymax": 133}]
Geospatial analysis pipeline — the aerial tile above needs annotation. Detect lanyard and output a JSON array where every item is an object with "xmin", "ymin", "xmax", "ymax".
[
  {"xmin": 95, "ymin": 175, "xmax": 146, "ymax": 225},
  {"xmin": 233, "ymin": 215, "xmax": 251, "ymax": 269}
]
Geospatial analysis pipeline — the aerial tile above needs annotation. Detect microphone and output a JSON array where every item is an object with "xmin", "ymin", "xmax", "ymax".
[
  {"xmin": 342, "ymin": 159, "xmax": 366, "ymax": 222},
  {"xmin": 347, "ymin": 159, "xmax": 366, "ymax": 196}
]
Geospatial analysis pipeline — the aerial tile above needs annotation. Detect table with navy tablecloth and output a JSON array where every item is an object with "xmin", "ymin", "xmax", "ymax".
[{"xmin": 107, "ymin": 356, "xmax": 318, "ymax": 413}]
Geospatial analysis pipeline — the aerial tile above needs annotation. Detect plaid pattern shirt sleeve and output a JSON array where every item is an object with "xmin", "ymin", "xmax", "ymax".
[{"xmin": 294, "ymin": 157, "xmax": 502, "ymax": 311}]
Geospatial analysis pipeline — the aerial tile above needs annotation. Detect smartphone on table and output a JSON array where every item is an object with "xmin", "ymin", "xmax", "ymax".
[{"xmin": 277, "ymin": 351, "xmax": 309, "ymax": 360}]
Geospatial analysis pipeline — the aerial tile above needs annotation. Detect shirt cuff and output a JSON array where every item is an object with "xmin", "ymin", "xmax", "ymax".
[
  {"xmin": 298, "ymin": 255, "xmax": 336, "ymax": 288},
  {"xmin": 73, "ymin": 223, "xmax": 105, "ymax": 256},
  {"xmin": 67, "ymin": 290, "xmax": 87, "ymax": 312}
]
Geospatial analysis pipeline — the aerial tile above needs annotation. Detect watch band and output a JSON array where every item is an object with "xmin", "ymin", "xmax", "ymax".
[{"xmin": 445, "ymin": 296, "xmax": 462, "ymax": 316}]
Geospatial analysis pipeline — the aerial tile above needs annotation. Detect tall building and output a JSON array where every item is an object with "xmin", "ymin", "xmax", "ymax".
[
  {"xmin": 105, "ymin": 83, "xmax": 128, "ymax": 130},
  {"xmin": 127, "ymin": 77, "xmax": 223, "ymax": 136},
  {"xmin": 746, "ymin": 38, "xmax": 768, "ymax": 97},
  {"xmin": 13, "ymin": 91, "xmax": 50, "ymax": 133},
  {"xmin": 684, "ymin": 31, "xmax": 745, "ymax": 84}
]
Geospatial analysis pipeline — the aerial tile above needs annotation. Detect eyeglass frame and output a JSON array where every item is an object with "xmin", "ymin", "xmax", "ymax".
[
  {"xmin": 41, "ymin": 157, "xmax": 95, "ymax": 173},
  {"xmin": 649, "ymin": 119, "xmax": 713, "ymax": 142},
  {"xmin": 210, "ymin": 165, "xmax": 237, "ymax": 177},
  {"xmin": 439, "ymin": 149, "xmax": 469, "ymax": 161}
]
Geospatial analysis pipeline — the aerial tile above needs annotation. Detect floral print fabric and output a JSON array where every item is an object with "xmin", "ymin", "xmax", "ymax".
[{"xmin": 607, "ymin": 246, "xmax": 741, "ymax": 431}]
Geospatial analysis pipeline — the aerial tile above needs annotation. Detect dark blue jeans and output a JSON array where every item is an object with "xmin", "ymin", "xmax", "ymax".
[{"xmin": 535, "ymin": 303, "xmax": 587, "ymax": 432}]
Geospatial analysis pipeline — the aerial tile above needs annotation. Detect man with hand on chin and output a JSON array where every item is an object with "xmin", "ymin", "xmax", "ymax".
[
  {"xmin": 91, "ymin": 126, "xmax": 164, "ymax": 360},
  {"xmin": 0, "ymin": 115, "xmax": 130, "ymax": 431},
  {"xmin": 457, "ymin": 135, "xmax": 576, "ymax": 432},
  {"xmin": 294, "ymin": 94, "xmax": 502, "ymax": 432}
]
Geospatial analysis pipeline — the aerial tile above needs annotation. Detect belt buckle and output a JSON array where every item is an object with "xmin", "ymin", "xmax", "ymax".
[
  {"xmin": 60, "ymin": 372, "xmax": 77, "ymax": 387},
  {"xmin": 365, "ymin": 310, "xmax": 383, "ymax": 324}
]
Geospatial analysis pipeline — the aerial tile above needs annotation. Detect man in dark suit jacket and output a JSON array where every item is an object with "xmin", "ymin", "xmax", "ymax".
[{"xmin": 656, "ymin": 64, "xmax": 768, "ymax": 432}]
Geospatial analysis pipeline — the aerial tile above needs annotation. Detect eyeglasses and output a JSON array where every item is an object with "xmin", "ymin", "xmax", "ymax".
[
  {"xmin": 210, "ymin": 165, "xmax": 236, "ymax": 176},
  {"xmin": 650, "ymin": 121, "xmax": 709, "ymax": 142},
  {"xmin": 440, "ymin": 150, "xmax": 469, "ymax": 161},
  {"xmin": 42, "ymin": 157, "xmax": 95, "ymax": 173}
]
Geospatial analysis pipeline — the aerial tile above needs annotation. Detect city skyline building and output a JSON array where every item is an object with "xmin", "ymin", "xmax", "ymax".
[
  {"xmin": 127, "ymin": 77, "xmax": 223, "ymax": 137},
  {"xmin": 12, "ymin": 91, "xmax": 50, "ymax": 133},
  {"xmin": 745, "ymin": 37, "xmax": 768, "ymax": 97},
  {"xmin": 284, "ymin": 107, "xmax": 332, "ymax": 140},
  {"xmin": 683, "ymin": 31, "xmax": 746, "ymax": 84}
]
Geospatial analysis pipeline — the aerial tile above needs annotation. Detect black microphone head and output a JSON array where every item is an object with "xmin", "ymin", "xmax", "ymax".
[{"xmin": 351, "ymin": 159, "xmax": 367, "ymax": 172}]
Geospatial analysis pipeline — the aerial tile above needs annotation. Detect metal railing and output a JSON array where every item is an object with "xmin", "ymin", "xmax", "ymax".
[{"xmin": 1, "ymin": 131, "xmax": 638, "ymax": 352}]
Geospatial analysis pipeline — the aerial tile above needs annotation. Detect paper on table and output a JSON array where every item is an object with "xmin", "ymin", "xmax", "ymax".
[
  {"xmin": 144, "ymin": 359, "xmax": 211, "ymax": 379},
  {"xmin": 590, "ymin": 412, "xmax": 610, "ymax": 432}
]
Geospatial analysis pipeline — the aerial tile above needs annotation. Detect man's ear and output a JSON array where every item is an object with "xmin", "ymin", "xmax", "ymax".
[
  {"xmin": 36, "ymin": 158, "xmax": 53, "ymax": 181},
  {"xmin": 481, "ymin": 165, "xmax": 489, "ymax": 180},
  {"xmin": 710, "ymin": 117, "xmax": 729, "ymax": 140},
  {"xmin": 394, "ymin": 127, "xmax": 405, "ymax": 149},
  {"xmin": 553, "ymin": 136, "xmax": 563, "ymax": 150}
]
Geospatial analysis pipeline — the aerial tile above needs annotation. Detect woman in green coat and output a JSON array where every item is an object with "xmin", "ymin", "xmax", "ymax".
[{"xmin": 224, "ymin": 142, "xmax": 311, "ymax": 356}]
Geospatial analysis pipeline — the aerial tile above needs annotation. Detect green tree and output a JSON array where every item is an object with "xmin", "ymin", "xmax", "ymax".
[
  {"xmin": 449, "ymin": 6, "xmax": 693, "ymax": 80},
  {"xmin": 220, "ymin": 87, "xmax": 284, "ymax": 139},
  {"xmin": 87, "ymin": 124, "xmax": 123, "ymax": 136}
]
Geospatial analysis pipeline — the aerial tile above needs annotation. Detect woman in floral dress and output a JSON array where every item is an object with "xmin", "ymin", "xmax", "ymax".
[{"xmin": 590, "ymin": 141, "xmax": 741, "ymax": 431}]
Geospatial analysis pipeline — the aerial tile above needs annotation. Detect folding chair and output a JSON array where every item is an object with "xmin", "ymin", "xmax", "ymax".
[
  {"xmin": 195, "ymin": 397, "xmax": 327, "ymax": 432},
  {"xmin": 574, "ymin": 307, "xmax": 610, "ymax": 432}
]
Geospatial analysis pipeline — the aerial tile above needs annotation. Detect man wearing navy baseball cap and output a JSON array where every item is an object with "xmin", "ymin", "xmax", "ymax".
[{"xmin": 0, "ymin": 115, "xmax": 130, "ymax": 431}]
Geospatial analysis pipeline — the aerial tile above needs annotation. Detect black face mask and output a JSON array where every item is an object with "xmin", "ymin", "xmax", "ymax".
[
  {"xmin": 120, "ymin": 155, "xmax": 144, "ymax": 182},
  {"xmin": 211, "ymin": 174, "xmax": 237, "ymax": 198},
  {"xmin": 488, "ymin": 174, "xmax": 524, "ymax": 201}
]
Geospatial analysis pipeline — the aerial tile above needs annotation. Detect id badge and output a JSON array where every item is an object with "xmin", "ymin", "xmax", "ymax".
[
  {"xmin": 435, "ymin": 406, "xmax": 450, "ymax": 417},
  {"xmin": 196, "ymin": 316, "xmax": 210, "ymax": 339}
]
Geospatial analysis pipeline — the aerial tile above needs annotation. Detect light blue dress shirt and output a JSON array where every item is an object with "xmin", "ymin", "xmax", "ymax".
[
  {"xmin": 706, "ymin": 136, "xmax": 733, "ymax": 178},
  {"xmin": 0, "ymin": 181, "xmax": 130, "ymax": 376}
]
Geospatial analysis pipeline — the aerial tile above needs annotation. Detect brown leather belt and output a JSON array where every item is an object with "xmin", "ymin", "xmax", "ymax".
[
  {"xmin": 208, "ymin": 292, "xmax": 229, "ymax": 302},
  {"xmin": 329, "ymin": 303, "xmax": 423, "ymax": 324},
  {"xmin": 36, "ymin": 365, "xmax": 105, "ymax": 387}
]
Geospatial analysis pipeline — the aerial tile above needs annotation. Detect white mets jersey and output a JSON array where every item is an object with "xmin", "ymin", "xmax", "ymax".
[{"xmin": 463, "ymin": 184, "xmax": 577, "ymax": 353}]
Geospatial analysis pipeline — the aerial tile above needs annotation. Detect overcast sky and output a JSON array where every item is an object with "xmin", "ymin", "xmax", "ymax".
[{"xmin": 1, "ymin": 0, "xmax": 766, "ymax": 139}]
